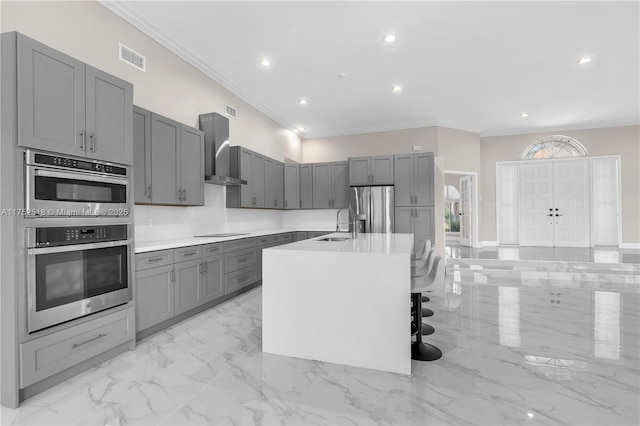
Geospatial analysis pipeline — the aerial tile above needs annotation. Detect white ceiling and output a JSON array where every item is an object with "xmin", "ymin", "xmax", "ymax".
[{"xmin": 103, "ymin": 1, "xmax": 639, "ymax": 138}]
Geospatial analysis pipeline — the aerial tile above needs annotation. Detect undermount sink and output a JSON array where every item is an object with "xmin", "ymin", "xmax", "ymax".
[{"xmin": 318, "ymin": 237, "xmax": 352, "ymax": 242}]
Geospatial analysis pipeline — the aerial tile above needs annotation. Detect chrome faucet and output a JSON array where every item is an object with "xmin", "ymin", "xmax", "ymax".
[{"xmin": 336, "ymin": 208, "xmax": 358, "ymax": 239}]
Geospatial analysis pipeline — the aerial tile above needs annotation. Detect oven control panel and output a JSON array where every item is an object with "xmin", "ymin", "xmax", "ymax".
[
  {"xmin": 32, "ymin": 152, "xmax": 127, "ymax": 176},
  {"xmin": 31, "ymin": 225, "xmax": 128, "ymax": 247}
]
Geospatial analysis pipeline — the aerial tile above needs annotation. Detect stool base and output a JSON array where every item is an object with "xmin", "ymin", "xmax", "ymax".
[{"xmin": 411, "ymin": 341, "xmax": 442, "ymax": 361}]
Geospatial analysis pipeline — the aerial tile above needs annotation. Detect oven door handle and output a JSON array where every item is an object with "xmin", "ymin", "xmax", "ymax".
[
  {"xmin": 33, "ymin": 169, "xmax": 128, "ymax": 186},
  {"xmin": 27, "ymin": 239, "xmax": 133, "ymax": 255}
]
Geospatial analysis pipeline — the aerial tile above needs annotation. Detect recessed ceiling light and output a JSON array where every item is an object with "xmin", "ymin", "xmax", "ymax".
[
  {"xmin": 384, "ymin": 34, "xmax": 396, "ymax": 43},
  {"xmin": 259, "ymin": 58, "xmax": 271, "ymax": 67},
  {"xmin": 576, "ymin": 57, "xmax": 592, "ymax": 65},
  {"xmin": 299, "ymin": 99, "xmax": 308, "ymax": 105},
  {"xmin": 298, "ymin": 126, "xmax": 306, "ymax": 132},
  {"xmin": 520, "ymin": 113, "xmax": 529, "ymax": 118},
  {"xmin": 392, "ymin": 85, "xmax": 402, "ymax": 93},
  {"xmin": 337, "ymin": 72, "xmax": 347, "ymax": 79}
]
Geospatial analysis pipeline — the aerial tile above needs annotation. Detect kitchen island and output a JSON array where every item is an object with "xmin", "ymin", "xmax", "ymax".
[{"xmin": 262, "ymin": 232, "xmax": 414, "ymax": 375}]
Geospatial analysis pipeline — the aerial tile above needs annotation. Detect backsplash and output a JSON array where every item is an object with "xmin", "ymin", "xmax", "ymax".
[
  {"xmin": 134, "ymin": 185, "xmax": 284, "ymax": 242},
  {"xmin": 282, "ymin": 209, "xmax": 340, "ymax": 231}
]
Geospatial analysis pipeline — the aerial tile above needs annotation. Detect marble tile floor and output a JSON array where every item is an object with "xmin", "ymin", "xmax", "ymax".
[{"xmin": 2, "ymin": 275, "xmax": 639, "ymax": 425}]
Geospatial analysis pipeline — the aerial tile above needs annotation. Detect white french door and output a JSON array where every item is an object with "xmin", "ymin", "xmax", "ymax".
[
  {"xmin": 459, "ymin": 176, "xmax": 472, "ymax": 246},
  {"xmin": 518, "ymin": 159, "xmax": 590, "ymax": 247}
]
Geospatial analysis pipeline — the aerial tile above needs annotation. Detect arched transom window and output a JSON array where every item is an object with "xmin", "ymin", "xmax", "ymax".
[{"xmin": 522, "ymin": 135, "xmax": 588, "ymax": 159}]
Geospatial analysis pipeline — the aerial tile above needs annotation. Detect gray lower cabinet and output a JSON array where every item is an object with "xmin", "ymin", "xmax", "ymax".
[
  {"xmin": 135, "ymin": 264, "xmax": 175, "ymax": 331},
  {"xmin": 174, "ymin": 258, "xmax": 202, "ymax": 315},
  {"xmin": 294, "ymin": 231, "xmax": 308, "ymax": 241},
  {"xmin": 299, "ymin": 164, "xmax": 313, "ymax": 208},
  {"xmin": 133, "ymin": 106, "xmax": 204, "ymax": 206},
  {"xmin": 20, "ymin": 308, "xmax": 134, "ymax": 388},
  {"xmin": 312, "ymin": 161, "xmax": 349, "ymax": 208},
  {"xmin": 201, "ymin": 253, "xmax": 224, "ymax": 304},
  {"xmin": 16, "ymin": 33, "xmax": 133, "ymax": 165},
  {"xmin": 284, "ymin": 163, "xmax": 300, "ymax": 209},
  {"xmin": 395, "ymin": 206, "xmax": 435, "ymax": 253},
  {"xmin": 223, "ymin": 238, "xmax": 257, "ymax": 293},
  {"xmin": 307, "ymin": 231, "xmax": 331, "ymax": 238}
]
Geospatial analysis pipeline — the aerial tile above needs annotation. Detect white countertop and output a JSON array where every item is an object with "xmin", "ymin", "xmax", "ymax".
[
  {"xmin": 267, "ymin": 232, "xmax": 414, "ymax": 254},
  {"xmin": 134, "ymin": 228, "xmax": 334, "ymax": 253}
]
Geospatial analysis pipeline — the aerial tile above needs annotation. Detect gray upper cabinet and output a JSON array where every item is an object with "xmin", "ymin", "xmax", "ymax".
[
  {"xmin": 264, "ymin": 158, "xmax": 275, "ymax": 208},
  {"xmin": 299, "ymin": 164, "xmax": 313, "ymax": 209},
  {"xmin": 180, "ymin": 126, "xmax": 205, "ymax": 206},
  {"xmin": 84, "ymin": 65, "xmax": 133, "ymax": 164},
  {"xmin": 284, "ymin": 163, "xmax": 300, "ymax": 209},
  {"xmin": 312, "ymin": 163, "xmax": 332, "ymax": 208},
  {"xmin": 133, "ymin": 106, "xmax": 151, "ymax": 203},
  {"xmin": 348, "ymin": 156, "xmax": 394, "ymax": 186},
  {"xmin": 133, "ymin": 108, "xmax": 204, "ymax": 206},
  {"xmin": 150, "ymin": 113, "xmax": 180, "ymax": 204},
  {"xmin": 17, "ymin": 34, "xmax": 132, "ymax": 165},
  {"xmin": 312, "ymin": 161, "xmax": 349, "ymax": 208},
  {"xmin": 394, "ymin": 153, "xmax": 434, "ymax": 207},
  {"xmin": 135, "ymin": 264, "xmax": 174, "ymax": 332},
  {"xmin": 332, "ymin": 161, "xmax": 349, "ymax": 208},
  {"xmin": 274, "ymin": 161, "xmax": 284, "ymax": 209},
  {"xmin": 228, "ymin": 147, "xmax": 266, "ymax": 208}
]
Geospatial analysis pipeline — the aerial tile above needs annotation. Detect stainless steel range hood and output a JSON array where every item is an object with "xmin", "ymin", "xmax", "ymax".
[{"xmin": 198, "ymin": 112, "xmax": 245, "ymax": 186}]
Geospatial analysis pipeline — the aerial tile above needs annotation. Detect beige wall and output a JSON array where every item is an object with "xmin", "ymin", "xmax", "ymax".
[
  {"xmin": 480, "ymin": 125, "xmax": 640, "ymax": 244},
  {"xmin": 0, "ymin": 1, "xmax": 302, "ymax": 163},
  {"xmin": 2, "ymin": 0, "xmax": 304, "ymax": 241}
]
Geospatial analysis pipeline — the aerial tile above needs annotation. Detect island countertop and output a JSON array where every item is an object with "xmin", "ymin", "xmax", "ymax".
[
  {"xmin": 269, "ymin": 232, "xmax": 415, "ymax": 254},
  {"xmin": 263, "ymin": 232, "xmax": 414, "ymax": 375}
]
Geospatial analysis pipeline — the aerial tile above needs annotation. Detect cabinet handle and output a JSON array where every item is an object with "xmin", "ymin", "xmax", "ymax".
[
  {"xmin": 238, "ymin": 257, "xmax": 248, "ymax": 263},
  {"xmin": 199, "ymin": 263, "xmax": 203, "ymax": 273},
  {"xmin": 182, "ymin": 189, "xmax": 187, "ymax": 201},
  {"xmin": 183, "ymin": 251, "xmax": 197, "ymax": 257},
  {"xmin": 170, "ymin": 270, "xmax": 175, "ymax": 283},
  {"xmin": 147, "ymin": 257, "xmax": 164, "ymax": 263},
  {"xmin": 89, "ymin": 133, "xmax": 95, "ymax": 152},
  {"xmin": 80, "ymin": 130, "xmax": 86, "ymax": 151},
  {"xmin": 238, "ymin": 275, "xmax": 249, "ymax": 283},
  {"xmin": 72, "ymin": 333, "xmax": 107, "ymax": 349},
  {"xmin": 146, "ymin": 186, "xmax": 152, "ymax": 198},
  {"xmin": 204, "ymin": 262, "xmax": 208, "ymax": 273}
]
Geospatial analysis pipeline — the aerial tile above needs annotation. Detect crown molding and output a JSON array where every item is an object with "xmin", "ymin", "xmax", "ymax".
[
  {"xmin": 304, "ymin": 120, "xmax": 481, "ymax": 140},
  {"xmin": 479, "ymin": 118, "xmax": 640, "ymax": 138},
  {"xmin": 99, "ymin": 0, "xmax": 298, "ymax": 133}
]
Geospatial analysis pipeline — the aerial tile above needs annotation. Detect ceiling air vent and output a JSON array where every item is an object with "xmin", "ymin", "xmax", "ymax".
[
  {"xmin": 225, "ymin": 105, "xmax": 237, "ymax": 120},
  {"xmin": 119, "ymin": 43, "xmax": 145, "ymax": 72}
]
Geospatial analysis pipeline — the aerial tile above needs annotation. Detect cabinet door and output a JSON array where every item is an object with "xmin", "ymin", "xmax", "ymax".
[
  {"xmin": 180, "ymin": 125, "xmax": 204, "ymax": 206},
  {"xmin": 135, "ymin": 265, "xmax": 174, "ymax": 331},
  {"xmin": 174, "ymin": 259, "xmax": 202, "ymax": 315},
  {"xmin": 371, "ymin": 156, "xmax": 394, "ymax": 185},
  {"xmin": 414, "ymin": 153, "xmax": 434, "ymax": 206},
  {"xmin": 394, "ymin": 207, "xmax": 414, "ymax": 237},
  {"xmin": 349, "ymin": 157, "xmax": 371, "ymax": 186},
  {"xmin": 85, "ymin": 65, "xmax": 133, "ymax": 165},
  {"xmin": 239, "ymin": 148, "xmax": 253, "ymax": 207},
  {"xmin": 294, "ymin": 231, "xmax": 308, "ymax": 241},
  {"xmin": 331, "ymin": 161, "xmax": 349, "ymax": 208},
  {"xmin": 312, "ymin": 163, "xmax": 332, "ymax": 208},
  {"xmin": 252, "ymin": 153, "xmax": 266, "ymax": 207},
  {"xmin": 150, "ymin": 114, "xmax": 180, "ymax": 204},
  {"xmin": 17, "ymin": 34, "xmax": 86, "ymax": 156},
  {"xmin": 300, "ymin": 164, "xmax": 313, "ymax": 209},
  {"xmin": 414, "ymin": 207, "xmax": 435, "ymax": 254},
  {"xmin": 394, "ymin": 154, "xmax": 414, "ymax": 207},
  {"xmin": 264, "ymin": 158, "xmax": 275, "ymax": 208},
  {"xmin": 201, "ymin": 254, "xmax": 223, "ymax": 304},
  {"xmin": 284, "ymin": 163, "xmax": 300, "ymax": 209},
  {"xmin": 274, "ymin": 161, "xmax": 284, "ymax": 209},
  {"xmin": 133, "ymin": 106, "xmax": 151, "ymax": 203}
]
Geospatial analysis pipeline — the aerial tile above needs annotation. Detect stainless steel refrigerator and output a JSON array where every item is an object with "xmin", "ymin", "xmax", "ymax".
[{"xmin": 349, "ymin": 186, "xmax": 394, "ymax": 233}]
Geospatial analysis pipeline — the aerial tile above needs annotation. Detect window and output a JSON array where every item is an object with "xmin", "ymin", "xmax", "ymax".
[
  {"xmin": 444, "ymin": 185, "xmax": 460, "ymax": 232},
  {"xmin": 522, "ymin": 135, "xmax": 588, "ymax": 159}
]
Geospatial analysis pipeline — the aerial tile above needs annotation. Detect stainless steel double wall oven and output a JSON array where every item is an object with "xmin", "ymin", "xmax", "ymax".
[{"xmin": 24, "ymin": 150, "xmax": 133, "ymax": 333}]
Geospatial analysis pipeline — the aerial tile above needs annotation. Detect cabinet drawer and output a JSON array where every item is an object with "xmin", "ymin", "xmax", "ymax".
[
  {"xmin": 135, "ymin": 250, "xmax": 174, "ymax": 271},
  {"xmin": 174, "ymin": 246, "xmax": 202, "ymax": 263},
  {"xmin": 223, "ymin": 238, "xmax": 256, "ymax": 253},
  {"xmin": 224, "ymin": 247, "xmax": 256, "ymax": 273},
  {"xmin": 20, "ymin": 308, "xmax": 134, "ymax": 388},
  {"xmin": 279, "ymin": 233, "xmax": 293, "ymax": 243},
  {"xmin": 256, "ymin": 236, "xmax": 272, "ymax": 247},
  {"xmin": 202, "ymin": 243, "xmax": 223, "ymax": 256},
  {"xmin": 224, "ymin": 266, "xmax": 257, "ymax": 294}
]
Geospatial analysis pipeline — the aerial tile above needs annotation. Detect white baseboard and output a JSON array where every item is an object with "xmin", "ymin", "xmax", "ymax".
[
  {"xmin": 619, "ymin": 243, "xmax": 640, "ymax": 249},
  {"xmin": 480, "ymin": 241, "xmax": 498, "ymax": 247}
]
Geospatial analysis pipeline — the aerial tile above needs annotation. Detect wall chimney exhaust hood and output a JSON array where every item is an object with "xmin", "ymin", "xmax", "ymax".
[{"xmin": 198, "ymin": 112, "xmax": 245, "ymax": 186}]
